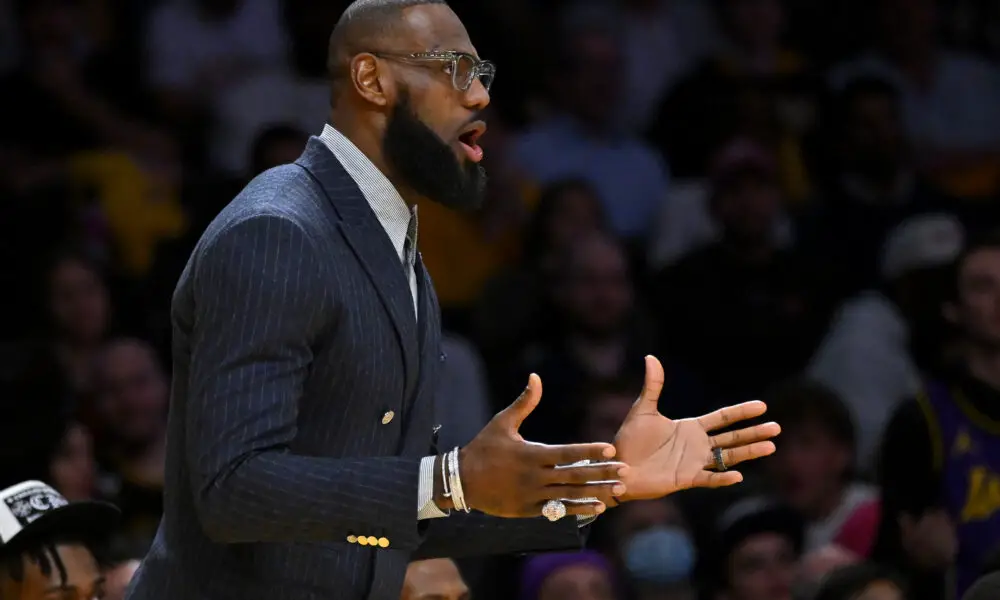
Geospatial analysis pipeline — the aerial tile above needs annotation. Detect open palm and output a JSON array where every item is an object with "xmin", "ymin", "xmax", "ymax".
[{"xmin": 614, "ymin": 356, "xmax": 781, "ymax": 502}]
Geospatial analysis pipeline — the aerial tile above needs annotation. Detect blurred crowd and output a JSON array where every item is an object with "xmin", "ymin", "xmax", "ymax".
[{"xmin": 2, "ymin": 0, "xmax": 1000, "ymax": 599}]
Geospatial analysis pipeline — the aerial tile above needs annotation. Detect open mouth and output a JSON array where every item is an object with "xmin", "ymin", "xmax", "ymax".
[{"xmin": 457, "ymin": 121, "xmax": 487, "ymax": 163}]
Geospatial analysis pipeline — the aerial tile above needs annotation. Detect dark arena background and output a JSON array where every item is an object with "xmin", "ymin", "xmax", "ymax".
[{"xmin": 2, "ymin": 0, "xmax": 1000, "ymax": 599}]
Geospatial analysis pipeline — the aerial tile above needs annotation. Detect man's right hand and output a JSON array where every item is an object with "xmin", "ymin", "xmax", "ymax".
[{"xmin": 435, "ymin": 374, "xmax": 628, "ymax": 519}]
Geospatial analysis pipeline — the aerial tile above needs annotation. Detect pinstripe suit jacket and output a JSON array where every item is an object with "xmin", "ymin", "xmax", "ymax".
[{"xmin": 124, "ymin": 138, "xmax": 584, "ymax": 600}]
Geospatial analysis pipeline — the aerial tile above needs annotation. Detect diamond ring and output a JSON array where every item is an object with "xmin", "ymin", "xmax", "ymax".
[{"xmin": 542, "ymin": 500, "xmax": 567, "ymax": 522}]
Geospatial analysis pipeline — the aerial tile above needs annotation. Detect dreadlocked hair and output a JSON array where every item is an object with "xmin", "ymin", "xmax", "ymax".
[{"xmin": 0, "ymin": 534, "xmax": 107, "ymax": 588}]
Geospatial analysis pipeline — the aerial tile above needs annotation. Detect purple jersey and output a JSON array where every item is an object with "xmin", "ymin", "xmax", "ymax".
[{"xmin": 920, "ymin": 380, "xmax": 1000, "ymax": 597}]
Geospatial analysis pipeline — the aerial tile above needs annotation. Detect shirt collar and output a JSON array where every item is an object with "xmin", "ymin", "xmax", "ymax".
[{"xmin": 317, "ymin": 124, "xmax": 413, "ymax": 261}]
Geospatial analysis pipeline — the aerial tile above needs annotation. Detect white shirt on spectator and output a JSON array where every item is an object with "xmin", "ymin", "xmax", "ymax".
[
  {"xmin": 147, "ymin": 0, "xmax": 288, "ymax": 94},
  {"xmin": 807, "ymin": 291, "xmax": 920, "ymax": 471},
  {"xmin": 616, "ymin": 0, "xmax": 720, "ymax": 133},
  {"xmin": 511, "ymin": 115, "xmax": 670, "ymax": 239},
  {"xmin": 829, "ymin": 51, "xmax": 1000, "ymax": 152}
]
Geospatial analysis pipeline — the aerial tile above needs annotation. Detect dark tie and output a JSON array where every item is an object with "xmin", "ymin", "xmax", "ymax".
[{"xmin": 403, "ymin": 206, "xmax": 418, "ymax": 272}]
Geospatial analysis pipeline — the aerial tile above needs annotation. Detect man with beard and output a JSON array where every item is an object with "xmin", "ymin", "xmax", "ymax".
[
  {"xmin": 123, "ymin": 2, "xmax": 780, "ymax": 600},
  {"xmin": 880, "ymin": 231, "xmax": 1000, "ymax": 599}
]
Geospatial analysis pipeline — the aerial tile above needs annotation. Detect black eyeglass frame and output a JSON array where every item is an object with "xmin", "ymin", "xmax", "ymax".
[{"xmin": 372, "ymin": 50, "xmax": 496, "ymax": 92}]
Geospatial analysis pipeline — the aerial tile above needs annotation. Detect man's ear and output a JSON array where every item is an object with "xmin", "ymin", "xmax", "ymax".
[{"xmin": 350, "ymin": 53, "xmax": 392, "ymax": 107}]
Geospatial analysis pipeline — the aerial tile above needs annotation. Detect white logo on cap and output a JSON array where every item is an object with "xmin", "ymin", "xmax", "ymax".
[{"xmin": 3, "ymin": 486, "xmax": 68, "ymax": 526}]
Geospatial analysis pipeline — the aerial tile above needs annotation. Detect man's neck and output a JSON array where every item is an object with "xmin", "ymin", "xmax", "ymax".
[
  {"xmin": 328, "ymin": 110, "xmax": 421, "ymax": 207},
  {"xmin": 966, "ymin": 344, "xmax": 1000, "ymax": 392}
]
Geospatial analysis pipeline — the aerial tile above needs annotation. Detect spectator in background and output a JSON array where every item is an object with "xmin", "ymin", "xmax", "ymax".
[
  {"xmin": 512, "ymin": 232, "xmax": 652, "ymax": 442},
  {"xmin": 801, "ymin": 77, "xmax": 955, "ymax": 299},
  {"xmin": 869, "ymin": 503, "xmax": 954, "ymax": 600},
  {"xmin": 612, "ymin": 0, "xmax": 720, "ymax": 134},
  {"xmin": 0, "ymin": 0, "xmax": 173, "ymax": 189},
  {"xmin": 601, "ymin": 498, "xmax": 697, "ymax": 600},
  {"xmin": 0, "ymin": 481, "xmax": 118, "ymax": 600},
  {"xmin": 248, "ymin": 124, "xmax": 308, "ymax": 177},
  {"xmin": 809, "ymin": 214, "xmax": 964, "ymax": 470},
  {"xmin": 705, "ymin": 497, "xmax": 804, "ymax": 600},
  {"xmin": 520, "ymin": 551, "xmax": 618, "ymax": 600},
  {"xmin": 648, "ymin": 0, "xmax": 815, "ymax": 203},
  {"xmin": 657, "ymin": 140, "xmax": 827, "ymax": 407},
  {"xmin": 401, "ymin": 559, "xmax": 469, "ymax": 600},
  {"xmin": 45, "ymin": 421, "xmax": 97, "ymax": 502},
  {"xmin": 18, "ymin": 252, "xmax": 112, "ymax": 406},
  {"xmin": 763, "ymin": 379, "xmax": 879, "ymax": 556},
  {"xmin": 0, "ymin": 416, "xmax": 98, "ymax": 503},
  {"xmin": 829, "ymin": 0, "xmax": 1000, "ymax": 200},
  {"xmin": 812, "ymin": 564, "xmax": 907, "ymax": 600},
  {"xmin": 474, "ymin": 179, "xmax": 606, "ymax": 364},
  {"xmin": 210, "ymin": 0, "xmax": 336, "ymax": 175},
  {"xmin": 511, "ymin": 15, "xmax": 670, "ymax": 241},
  {"xmin": 145, "ymin": 0, "xmax": 288, "ymax": 128},
  {"xmin": 92, "ymin": 338, "xmax": 168, "ymax": 552},
  {"xmin": 579, "ymin": 379, "xmax": 641, "ymax": 445},
  {"xmin": 879, "ymin": 231, "xmax": 1000, "ymax": 598}
]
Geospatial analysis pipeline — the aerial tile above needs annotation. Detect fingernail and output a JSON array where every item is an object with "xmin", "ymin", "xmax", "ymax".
[
  {"xmin": 617, "ymin": 466, "xmax": 628, "ymax": 477},
  {"xmin": 613, "ymin": 483, "xmax": 626, "ymax": 495},
  {"xmin": 603, "ymin": 446, "xmax": 616, "ymax": 458},
  {"xmin": 596, "ymin": 503, "xmax": 606, "ymax": 514}
]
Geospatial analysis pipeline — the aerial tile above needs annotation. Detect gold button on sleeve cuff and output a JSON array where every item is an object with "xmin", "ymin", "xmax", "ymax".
[
  {"xmin": 365, "ymin": 536, "xmax": 378, "ymax": 546},
  {"xmin": 377, "ymin": 537, "xmax": 389, "ymax": 548}
]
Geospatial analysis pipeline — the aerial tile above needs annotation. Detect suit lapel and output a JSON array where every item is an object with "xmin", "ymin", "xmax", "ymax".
[
  {"xmin": 401, "ymin": 254, "xmax": 441, "ymax": 450},
  {"xmin": 295, "ymin": 137, "xmax": 419, "ymax": 397}
]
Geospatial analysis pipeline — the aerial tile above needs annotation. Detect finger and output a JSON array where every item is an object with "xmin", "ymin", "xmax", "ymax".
[
  {"xmin": 545, "ymin": 461, "xmax": 628, "ymax": 485},
  {"xmin": 546, "ymin": 482, "xmax": 626, "ymax": 505},
  {"xmin": 558, "ymin": 500, "xmax": 608, "ymax": 518},
  {"xmin": 697, "ymin": 400, "xmax": 768, "ymax": 432},
  {"xmin": 628, "ymin": 355, "xmax": 664, "ymax": 414},
  {"xmin": 529, "ymin": 441, "xmax": 617, "ymax": 465},
  {"xmin": 709, "ymin": 422, "xmax": 781, "ymax": 449},
  {"xmin": 494, "ymin": 374, "xmax": 542, "ymax": 433},
  {"xmin": 719, "ymin": 441, "xmax": 777, "ymax": 468},
  {"xmin": 692, "ymin": 470, "xmax": 744, "ymax": 488}
]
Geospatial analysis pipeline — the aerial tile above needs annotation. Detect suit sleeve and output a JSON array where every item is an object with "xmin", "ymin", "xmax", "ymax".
[
  {"xmin": 411, "ymin": 511, "xmax": 586, "ymax": 560},
  {"xmin": 185, "ymin": 213, "xmax": 424, "ymax": 549}
]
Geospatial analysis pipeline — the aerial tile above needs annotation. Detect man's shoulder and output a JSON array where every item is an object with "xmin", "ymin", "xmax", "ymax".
[{"xmin": 193, "ymin": 163, "xmax": 332, "ymax": 256}]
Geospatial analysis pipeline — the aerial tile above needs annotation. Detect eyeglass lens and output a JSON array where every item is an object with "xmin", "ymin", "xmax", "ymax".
[{"xmin": 455, "ymin": 54, "xmax": 494, "ymax": 91}]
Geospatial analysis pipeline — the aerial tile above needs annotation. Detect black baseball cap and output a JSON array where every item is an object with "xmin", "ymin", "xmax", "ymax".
[
  {"xmin": 0, "ymin": 481, "xmax": 119, "ymax": 553},
  {"xmin": 714, "ymin": 496, "xmax": 805, "ymax": 563}
]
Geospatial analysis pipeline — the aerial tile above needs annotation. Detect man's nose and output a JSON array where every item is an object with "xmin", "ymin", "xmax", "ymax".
[{"xmin": 463, "ymin": 77, "xmax": 490, "ymax": 111}]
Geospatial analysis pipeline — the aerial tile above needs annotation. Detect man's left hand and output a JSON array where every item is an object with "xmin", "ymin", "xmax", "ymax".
[{"xmin": 613, "ymin": 356, "xmax": 780, "ymax": 503}]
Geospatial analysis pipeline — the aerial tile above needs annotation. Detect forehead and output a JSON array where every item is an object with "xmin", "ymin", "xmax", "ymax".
[
  {"xmin": 398, "ymin": 4, "xmax": 476, "ymax": 55},
  {"xmin": 405, "ymin": 559, "xmax": 467, "ymax": 598},
  {"xmin": 2, "ymin": 544, "xmax": 101, "ymax": 598},
  {"xmin": 961, "ymin": 248, "xmax": 1000, "ymax": 280}
]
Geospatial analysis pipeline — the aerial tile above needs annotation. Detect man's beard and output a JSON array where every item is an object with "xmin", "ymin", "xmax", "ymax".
[{"xmin": 382, "ymin": 93, "xmax": 487, "ymax": 211}]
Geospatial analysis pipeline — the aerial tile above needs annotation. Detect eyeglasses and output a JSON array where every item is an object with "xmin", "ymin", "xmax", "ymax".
[{"xmin": 372, "ymin": 50, "xmax": 496, "ymax": 92}]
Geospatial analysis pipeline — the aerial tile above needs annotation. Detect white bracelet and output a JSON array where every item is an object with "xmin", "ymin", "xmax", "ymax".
[
  {"xmin": 448, "ymin": 447, "xmax": 470, "ymax": 512},
  {"xmin": 440, "ymin": 450, "xmax": 452, "ymax": 500}
]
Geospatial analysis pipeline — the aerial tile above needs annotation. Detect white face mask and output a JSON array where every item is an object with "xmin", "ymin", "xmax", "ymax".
[{"xmin": 623, "ymin": 526, "xmax": 696, "ymax": 585}]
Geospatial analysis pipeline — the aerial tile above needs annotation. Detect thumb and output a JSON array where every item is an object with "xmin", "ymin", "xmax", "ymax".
[
  {"xmin": 496, "ymin": 373, "xmax": 542, "ymax": 433},
  {"xmin": 629, "ymin": 355, "xmax": 665, "ymax": 414}
]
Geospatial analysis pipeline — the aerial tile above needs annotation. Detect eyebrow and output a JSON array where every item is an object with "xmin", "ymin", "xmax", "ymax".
[{"xmin": 45, "ymin": 575, "xmax": 106, "ymax": 592}]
